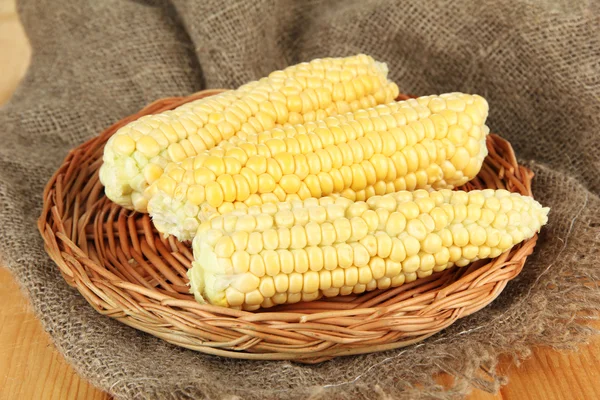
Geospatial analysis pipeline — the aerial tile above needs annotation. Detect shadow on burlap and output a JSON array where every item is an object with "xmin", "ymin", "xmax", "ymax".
[{"xmin": 0, "ymin": 0, "xmax": 599, "ymax": 399}]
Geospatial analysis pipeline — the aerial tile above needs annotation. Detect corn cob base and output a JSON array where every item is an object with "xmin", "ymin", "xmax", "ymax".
[{"xmin": 40, "ymin": 89, "xmax": 546, "ymax": 362}]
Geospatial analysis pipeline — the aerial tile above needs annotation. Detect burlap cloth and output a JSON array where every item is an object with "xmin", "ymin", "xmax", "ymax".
[{"xmin": 1, "ymin": 0, "xmax": 599, "ymax": 398}]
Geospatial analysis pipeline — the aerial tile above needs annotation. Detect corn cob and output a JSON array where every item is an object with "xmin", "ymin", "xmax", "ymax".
[
  {"xmin": 188, "ymin": 189, "xmax": 549, "ymax": 310},
  {"xmin": 148, "ymin": 93, "xmax": 489, "ymax": 240},
  {"xmin": 100, "ymin": 54, "xmax": 399, "ymax": 211}
]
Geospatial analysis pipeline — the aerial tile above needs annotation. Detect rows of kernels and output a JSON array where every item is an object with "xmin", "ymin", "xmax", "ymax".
[
  {"xmin": 149, "ymin": 93, "xmax": 489, "ymax": 240},
  {"xmin": 189, "ymin": 189, "xmax": 549, "ymax": 309},
  {"xmin": 100, "ymin": 54, "xmax": 399, "ymax": 211}
]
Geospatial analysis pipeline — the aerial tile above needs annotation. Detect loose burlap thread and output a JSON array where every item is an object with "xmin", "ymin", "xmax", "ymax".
[{"xmin": 1, "ymin": 0, "xmax": 599, "ymax": 399}]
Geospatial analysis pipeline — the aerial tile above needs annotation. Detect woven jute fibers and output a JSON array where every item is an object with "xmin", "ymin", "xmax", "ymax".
[{"xmin": 1, "ymin": 0, "xmax": 599, "ymax": 399}]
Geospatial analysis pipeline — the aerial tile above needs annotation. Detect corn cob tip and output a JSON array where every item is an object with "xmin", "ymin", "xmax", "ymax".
[
  {"xmin": 374, "ymin": 61, "xmax": 389, "ymax": 77},
  {"xmin": 99, "ymin": 160, "xmax": 136, "ymax": 210},
  {"xmin": 188, "ymin": 259, "xmax": 209, "ymax": 305}
]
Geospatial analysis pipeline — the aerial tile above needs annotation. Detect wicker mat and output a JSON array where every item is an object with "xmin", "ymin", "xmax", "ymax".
[{"xmin": 1, "ymin": 0, "xmax": 599, "ymax": 399}]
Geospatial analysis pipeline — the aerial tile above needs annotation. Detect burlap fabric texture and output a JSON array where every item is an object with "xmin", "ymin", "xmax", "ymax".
[{"xmin": 1, "ymin": 0, "xmax": 599, "ymax": 399}]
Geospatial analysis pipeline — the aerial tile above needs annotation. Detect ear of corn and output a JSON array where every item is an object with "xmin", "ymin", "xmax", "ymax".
[
  {"xmin": 99, "ymin": 54, "xmax": 399, "ymax": 212},
  {"xmin": 187, "ymin": 189, "xmax": 549, "ymax": 310},
  {"xmin": 148, "ymin": 93, "xmax": 490, "ymax": 240}
]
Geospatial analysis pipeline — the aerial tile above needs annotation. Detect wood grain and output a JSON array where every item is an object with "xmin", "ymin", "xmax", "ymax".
[
  {"xmin": 0, "ymin": 0, "xmax": 598, "ymax": 398},
  {"xmin": 0, "ymin": 268, "xmax": 110, "ymax": 400},
  {"xmin": 0, "ymin": 0, "xmax": 30, "ymax": 105}
]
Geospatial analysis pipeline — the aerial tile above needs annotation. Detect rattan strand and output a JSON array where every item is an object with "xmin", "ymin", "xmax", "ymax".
[{"xmin": 38, "ymin": 90, "xmax": 539, "ymax": 363}]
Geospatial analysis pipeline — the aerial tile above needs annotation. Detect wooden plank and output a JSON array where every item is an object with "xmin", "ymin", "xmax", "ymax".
[
  {"xmin": 491, "ymin": 332, "xmax": 600, "ymax": 400},
  {"xmin": 0, "ymin": 268, "xmax": 110, "ymax": 400},
  {"xmin": 0, "ymin": 0, "xmax": 30, "ymax": 105}
]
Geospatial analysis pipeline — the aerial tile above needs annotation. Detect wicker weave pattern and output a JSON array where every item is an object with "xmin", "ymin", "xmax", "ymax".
[{"xmin": 38, "ymin": 90, "xmax": 538, "ymax": 363}]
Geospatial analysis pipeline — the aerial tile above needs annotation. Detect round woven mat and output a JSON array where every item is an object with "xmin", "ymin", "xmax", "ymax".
[{"xmin": 38, "ymin": 90, "xmax": 539, "ymax": 363}]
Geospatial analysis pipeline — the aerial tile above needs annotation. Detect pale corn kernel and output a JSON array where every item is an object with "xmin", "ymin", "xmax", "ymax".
[
  {"xmin": 246, "ymin": 231, "xmax": 264, "ymax": 255},
  {"xmin": 230, "ymin": 273, "xmax": 260, "ymax": 293},
  {"xmin": 383, "ymin": 258, "xmax": 402, "ymax": 278},
  {"xmin": 422, "ymin": 233, "xmax": 443, "ymax": 254},
  {"xmin": 274, "ymin": 209, "xmax": 294, "ymax": 228},
  {"xmin": 385, "ymin": 212, "xmax": 407, "ymax": 236},
  {"xmin": 492, "ymin": 213, "xmax": 509, "ymax": 229},
  {"xmin": 292, "ymin": 249, "xmax": 309, "ymax": 273},
  {"xmin": 113, "ymin": 135, "xmax": 136, "ymax": 156},
  {"xmin": 338, "ymin": 286, "xmax": 353, "ymax": 296},
  {"xmin": 406, "ymin": 219, "xmax": 428, "ymax": 241},
  {"xmin": 359, "ymin": 234, "xmax": 378, "ymax": 257},
  {"xmin": 290, "ymin": 225, "xmax": 308, "ymax": 249},
  {"xmin": 305, "ymin": 222, "xmax": 322, "ymax": 246},
  {"xmin": 396, "ymin": 202, "xmax": 421, "ymax": 220},
  {"xmin": 320, "ymin": 222, "xmax": 337, "ymax": 246},
  {"xmin": 402, "ymin": 254, "xmax": 421, "ymax": 273},
  {"xmin": 321, "ymin": 246, "xmax": 338, "ymax": 271},
  {"xmin": 263, "ymin": 249, "xmax": 280, "ymax": 276},
  {"xmin": 306, "ymin": 246, "xmax": 324, "ymax": 271},
  {"xmin": 434, "ymin": 248, "xmax": 450, "ymax": 265},
  {"xmin": 462, "ymin": 244, "xmax": 479, "ymax": 260},
  {"xmin": 276, "ymin": 249, "xmax": 293, "ymax": 274},
  {"xmin": 303, "ymin": 271, "xmax": 320, "ymax": 293},
  {"xmin": 142, "ymin": 163, "xmax": 164, "ymax": 186},
  {"xmin": 510, "ymin": 229, "xmax": 525, "ymax": 245},
  {"xmin": 451, "ymin": 225, "xmax": 470, "ymax": 247},
  {"xmin": 344, "ymin": 267, "xmax": 359, "ymax": 286},
  {"xmin": 292, "ymin": 207, "xmax": 310, "ymax": 225},
  {"xmin": 489, "ymin": 248, "xmax": 503, "ymax": 258},
  {"xmin": 271, "ymin": 292, "xmax": 287, "ymax": 304},
  {"xmin": 246, "ymin": 253, "xmax": 266, "ymax": 278},
  {"xmin": 468, "ymin": 225, "xmax": 487, "ymax": 246},
  {"xmin": 430, "ymin": 208, "xmax": 449, "ymax": 231},
  {"xmin": 315, "ymin": 270, "xmax": 331, "ymax": 290},
  {"xmin": 154, "ymin": 173, "xmax": 178, "ymax": 196},
  {"xmin": 403, "ymin": 235, "xmax": 421, "ymax": 256},
  {"xmin": 377, "ymin": 277, "xmax": 392, "ymax": 290},
  {"xmin": 478, "ymin": 246, "xmax": 491, "ymax": 259},
  {"xmin": 366, "ymin": 257, "xmax": 384, "ymax": 280},
  {"xmin": 136, "ymin": 136, "xmax": 161, "ymax": 158},
  {"xmin": 288, "ymin": 273, "xmax": 304, "ymax": 293},
  {"xmin": 302, "ymin": 291, "xmax": 321, "ymax": 303},
  {"xmin": 420, "ymin": 253, "xmax": 436, "ymax": 271},
  {"xmin": 273, "ymin": 274, "xmax": 289, "ymax": 293},
  {"xmin": 448, "ymin": 246, "xmax": 462, "ymax": 262},
  {"xmin": 327, "ymin": 268, "xmax": 344, "ymax": 288},
  {"xmin": 351, "ymin": 284, "xmax": 366, "ymax": 294},
  {"xmin": 333, "ymin": 243, "xmax": 352, "ymax": 268},
  {"xmin": 453, "ymin": 203, "xmax": 468, "ymax": 223},
  {"xmin": 215, "ymin": 236, "xmax": 235, "ymax": 258},
  {"xmin": 254, "ymin": 214, "xmax": 274, "ymax": 231},
  {"xmin": 349, "ymin": 217, "xmax": 369, "ymax": 241},
  {"xmin": 244, "ymin": 290, "xmax": 264, "ymax": 306},
  {"xmin": 308, "ymin": 206, "xmax": 328, "ymax": 223},
  {"xmin": 333, "ymin": 218, "xmax": 352, "ymax": 243},
  {"xmin": 225, "ymin": 287, "xmax": 245, "ymax": 307},
  {"xmin": 230, "ymin": 231, "xmax": 249, "ymax": 251}
]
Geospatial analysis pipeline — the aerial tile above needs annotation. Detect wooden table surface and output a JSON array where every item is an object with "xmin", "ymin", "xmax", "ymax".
[{"xmin": 1, "ymin": 1, "xmax": 599, "ymax": 399}]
